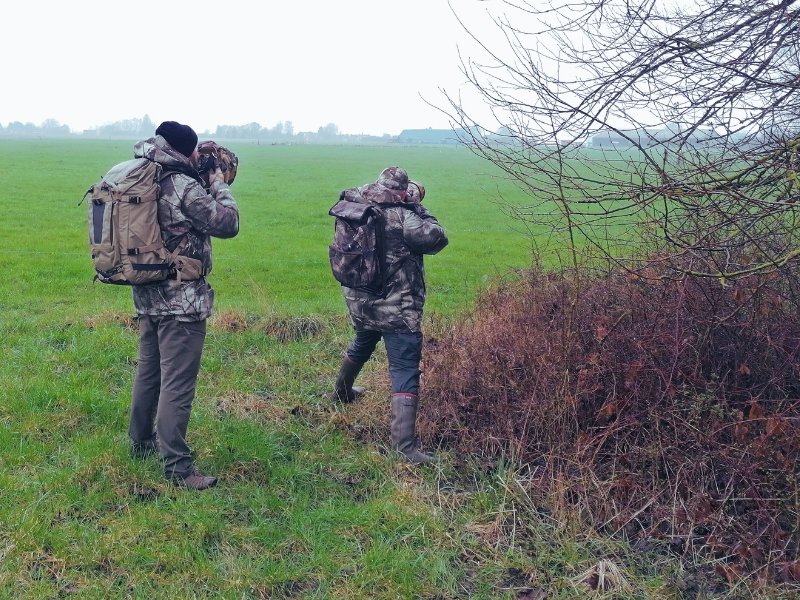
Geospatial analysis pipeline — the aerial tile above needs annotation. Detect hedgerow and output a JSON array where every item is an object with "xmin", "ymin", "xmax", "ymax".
[{"xmin": 422, "ymin": 261, "xmax": 800, "ymax": 588}]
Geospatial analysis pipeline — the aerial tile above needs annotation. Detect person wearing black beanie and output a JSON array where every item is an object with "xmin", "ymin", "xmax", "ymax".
[
  {"xmin": 127, "ymin": 121, "xmax": 240, "ymax": 490},
  {"xmin": 155, "ymin": 120, "xmax": 199, "ymax": 158}
]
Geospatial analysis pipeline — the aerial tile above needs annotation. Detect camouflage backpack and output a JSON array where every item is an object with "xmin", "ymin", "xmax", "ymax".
[
  {"xmin": 84, "ymin": 158, "xmax": 203, "ymax": 285},
  {"xmin": 328, "ymin": 188, "xmax": 389, "ymax": 294}
]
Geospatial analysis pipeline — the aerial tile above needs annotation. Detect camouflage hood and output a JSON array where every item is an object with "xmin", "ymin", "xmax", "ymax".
[
  {"xmin": 357, "ymin": 181, "xmax": 409, "ymax": 206},
  {"xmin": 134, "ymin": 136, "xmax": 202, "ymax": 181}
]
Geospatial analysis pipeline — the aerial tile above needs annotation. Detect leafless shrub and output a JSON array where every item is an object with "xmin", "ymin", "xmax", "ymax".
[{"xmin": 422, "ymin": 259, "xmax": 800, "ymax": 587}]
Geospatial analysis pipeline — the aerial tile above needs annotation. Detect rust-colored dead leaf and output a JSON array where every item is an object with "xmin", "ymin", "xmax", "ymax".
[
  {"xmin": 624, "ymin": 361, "xmax": 643, "ymax": 389},
  {"xmin": 747, "ymin": 402, "xmax": 764, "ymax": 420},
  {"xmin": 714, "ymin": 563, "xmax": 741, "ymax": 584},
  {"xmin": 737, "ymin": 363, "xmax": 751, "ymax": 376},
  {"xmin": 766, "ymin": 417, "xmax": 787, "ymax": 437},
  {"xmin": 598, "ymin": 402, "xmax": 617, "ymax": 419},
  {"xmin": 734, "ymin": 421, "xmax": 750, "ymax": 442}
]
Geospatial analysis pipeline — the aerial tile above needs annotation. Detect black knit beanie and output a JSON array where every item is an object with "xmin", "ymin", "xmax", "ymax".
[{"xmin": 155, "ymin": 121, "xmax": 198, "ymax": 157}]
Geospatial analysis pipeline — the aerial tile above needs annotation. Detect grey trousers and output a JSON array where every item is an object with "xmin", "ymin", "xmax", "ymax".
[{"xmin": 129, "ymin": 316, "xmax": 206, "ymax": 479}]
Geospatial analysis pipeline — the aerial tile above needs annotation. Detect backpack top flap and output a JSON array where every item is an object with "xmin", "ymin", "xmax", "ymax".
[
  {"xmin": 328, "ymin": 198, "xmax": 386, "ymax": 292},
  {"xmin": 99, "ymin": 158, "xmax": 161, "ymax": 202},
  {"xmin": 328, "ymin": 198, "xmax": 377, "ymax": 221},
  {"xmin": 89, "ymin": 158, "xmax": 176, "ymax": 286}
]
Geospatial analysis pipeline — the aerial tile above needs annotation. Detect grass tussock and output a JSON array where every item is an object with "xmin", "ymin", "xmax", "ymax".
[
  {"xmin": 83, "ymin": 311, "xmax": 137, "ymax": 331},
  {"xmin": 262, "ymin": 316, "xmax": 326, "ymax": 342},
  {"xmin": 422, "ymin": 263, "xmax": 800, "ymax": 590},
  {"xmin": 212, "ymin": 311, "xmax": 339, "ymax": 343},
  {"xmin": 573, "ymin": 558, "xmax": 635, "ymax": 596},
  {"xmin": 210, "ymin": 312, "xmax": 330, "ymax": 342},
  {"xmin": 211, "ymin": 309, "xmax": 252, "ymax": 332}
]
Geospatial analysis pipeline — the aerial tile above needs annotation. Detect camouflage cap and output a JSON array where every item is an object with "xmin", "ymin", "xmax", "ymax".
[{"xmin": 377, "ymin": 166, "xmax": 409, "ymax": 191}]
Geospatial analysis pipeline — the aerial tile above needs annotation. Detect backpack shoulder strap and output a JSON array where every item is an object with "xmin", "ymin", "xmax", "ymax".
[{"xmin": 157, "ymin": 163, "xmax": 205, "ymax": 186}]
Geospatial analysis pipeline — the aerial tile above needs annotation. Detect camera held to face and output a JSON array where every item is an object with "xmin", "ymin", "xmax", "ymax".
[{"xmin": 196, "ymin": 141, "xmax": 239, "ymax": 188}]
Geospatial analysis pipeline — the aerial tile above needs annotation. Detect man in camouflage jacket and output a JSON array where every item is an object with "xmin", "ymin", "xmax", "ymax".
[
  {"xmin": 331, "ymin": 167, "xmax": 448, "ymax": 464},
  {"xmin": 128, "ymin": 121, "xmax": 239, "ymax": 490}
]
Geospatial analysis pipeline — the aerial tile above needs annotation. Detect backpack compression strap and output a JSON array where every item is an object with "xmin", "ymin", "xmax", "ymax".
[
  {"xmin": 116, "ymin": 193, "xmax": 168, "ymax": 257},
  {"xmin": 126, "ymin": 170, "xmax": 207, "ymax": 280}
]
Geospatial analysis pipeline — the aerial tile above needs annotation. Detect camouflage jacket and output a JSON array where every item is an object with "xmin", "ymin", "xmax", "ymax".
[
  {"xmin": 343, "ymin": 182, "xmax": 448, "ymax": 333},
  {"xmin": 131, "ymin": 136, "xmax": 239, "ymax": 321}
]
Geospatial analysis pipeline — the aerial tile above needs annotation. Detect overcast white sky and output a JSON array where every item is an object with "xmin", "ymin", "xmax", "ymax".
[{"xmin": 3, "ymin": 0, "xmax": 501, "ymax": 136}]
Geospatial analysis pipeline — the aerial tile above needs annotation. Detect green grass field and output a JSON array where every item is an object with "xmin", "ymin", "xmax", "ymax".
[{"xmin": 0, "ymin": 139, "xmax": 683, "ymax": 599}]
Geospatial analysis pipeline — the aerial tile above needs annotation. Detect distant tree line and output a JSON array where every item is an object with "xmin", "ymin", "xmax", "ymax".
[
  {"xmin": 213, "ymin": 121, "xmax": 294, "ymax": 140},
  {"xmin": 0, "ymin": 116, "xmax": 396, "ymax": 143},
  {"xmin": 0, "ymin": 115, "xmax": 157, "ymax": 138},
  {"xmin": 0, "ymin": 119, "xmax": 71, "ymax": 136}
]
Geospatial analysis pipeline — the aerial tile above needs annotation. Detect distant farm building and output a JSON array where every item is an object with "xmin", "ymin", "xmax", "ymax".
[{"xmin": 589, "ymin": 124, "xmax": 718, "ymax": 148}]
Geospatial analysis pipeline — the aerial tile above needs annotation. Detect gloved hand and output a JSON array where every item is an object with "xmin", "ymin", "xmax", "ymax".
[{"xmin": 208, "ymin": 167, "xmax": 225, "ymax": 186}]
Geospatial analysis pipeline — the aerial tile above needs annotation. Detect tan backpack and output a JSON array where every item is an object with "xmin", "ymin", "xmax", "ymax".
[{"xmin": 85, "ymin": 158, "xmax": 203, "ymax": 285}]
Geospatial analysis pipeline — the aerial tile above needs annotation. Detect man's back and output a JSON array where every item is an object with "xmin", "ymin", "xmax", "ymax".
[
  {"xmin": 343, "ymin": 180, "xmax": 447, "ymax": 334},
  {"xmin": 131, "ymin": 135, "xmax": 239, "ymax": 321}
]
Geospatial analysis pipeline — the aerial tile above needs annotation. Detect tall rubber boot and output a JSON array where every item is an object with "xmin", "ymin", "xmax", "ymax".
[
  {"xmin": 328, "ymin": 355, "xmax": 366, "ymax": 402},
  {"xmin": 390, "ymin": 393, "xmax": 436, "ymax": 464}
]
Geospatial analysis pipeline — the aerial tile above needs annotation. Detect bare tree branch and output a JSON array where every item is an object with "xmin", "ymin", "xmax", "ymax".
[{"xmin": 444, "ymin": 0, "xmax": 800, "ymax": 279}]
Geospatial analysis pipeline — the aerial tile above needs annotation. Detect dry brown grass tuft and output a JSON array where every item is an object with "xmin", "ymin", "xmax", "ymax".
[
  {"xmin": 262, "ymin": 316, "xmax": 325, "ymax": 342},
  {"xmin": 573, "ymin": 558, "xmax": 634, "ymax": 595},
  {"xmin": 327, "ymin": 362, "xmax": 391, "ymax": 448},
  {"xmin": 84, "ymin": 312, "xmax": 137, "ymax": 331},
  {"xmin": 211, "ymin": 309, "xmax": 251, "ymax": 332},
  {"xmin": 215, "ymin": 391, "xmax": 286, "ymax": 423},
  {"xmin": 223, "ymin": 459, "xmax": 271, "ymax": 484}
]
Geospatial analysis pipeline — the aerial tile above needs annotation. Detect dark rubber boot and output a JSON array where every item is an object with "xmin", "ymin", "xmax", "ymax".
[
  {"xmin": 328, "ymin": 356, "xmax": 366, "ymax": 402},
  {"xmin": 390, "ymin": 393, "xmax": 436, "ymax": 464}
]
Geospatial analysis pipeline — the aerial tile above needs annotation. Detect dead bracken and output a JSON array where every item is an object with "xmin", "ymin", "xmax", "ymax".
[{"xmin": 422, "ymin": 261, "xmax": 800, "ymax": 587}]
